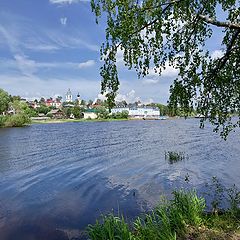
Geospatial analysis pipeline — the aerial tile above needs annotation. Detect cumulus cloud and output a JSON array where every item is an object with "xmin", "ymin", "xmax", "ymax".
[
  {"xmin": 0, "ymin": 73, "xmax": 100, "ymax": 101},
  {"xmin": 211, "ymin": 50, "xmax": 224, "ymax": 59},
  {"xmin": 116, "ymin": 90, "xmax": 141, "ymax": 103},
  {"xmin": 78, "ymin": 60, "xmax": 95, "ymax": 69},
  {"xmin": 148, "ymin": 62, "xmax": 178, "ymax": 78}
]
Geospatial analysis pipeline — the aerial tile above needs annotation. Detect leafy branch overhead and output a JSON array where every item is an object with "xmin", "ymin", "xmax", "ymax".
[{"xmin": 91, "ymin": 0, "xmax": 240, "ymax": 137}]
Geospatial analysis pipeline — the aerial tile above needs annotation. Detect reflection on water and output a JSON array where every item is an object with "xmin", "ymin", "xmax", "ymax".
[{"xmin": 0, "ymin": 119, "xmax": 239, "ymax": 239}]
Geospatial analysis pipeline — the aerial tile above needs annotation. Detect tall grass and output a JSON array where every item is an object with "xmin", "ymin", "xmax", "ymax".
[
  {"xmin": 87, "ymin": 190, "xmax": 206, "ymax": 240},
  {"xmin": 87, "ymin": 214, "xmax": 134, "ymax": 240},
  {"xmin": 87, "ymin": 185, "xmax": 240, "ymax": 239},
  {"xmin": 165, "ymin": 151, "xmax": 186, "ymax": 164}
]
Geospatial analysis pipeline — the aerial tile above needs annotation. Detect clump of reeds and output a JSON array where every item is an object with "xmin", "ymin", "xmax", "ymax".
[
  {"xmin": 87, "ymin": 180, "xmax": 240, "ymax": 240},
  {"xmin": 165, "ymin": 151, "xmax": 186, "ymax": 164},
  {"xmin": 87, "ymin": 190, "xmax": 205, "ymax": 240}
]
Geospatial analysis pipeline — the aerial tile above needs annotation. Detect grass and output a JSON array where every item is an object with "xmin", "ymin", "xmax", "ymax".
[
  {"xmin": 165, "ymin": 151, "xmax": 187, "ymax": 164},
  {"xmin": 87, "ymin": 188, "xmax": 240, "ymax": 240}
]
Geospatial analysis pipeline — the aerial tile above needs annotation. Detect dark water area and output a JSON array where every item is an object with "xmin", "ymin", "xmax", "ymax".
[{"xmin": 0, "ymin": 119, "xmax": 239, "ymax": 239}]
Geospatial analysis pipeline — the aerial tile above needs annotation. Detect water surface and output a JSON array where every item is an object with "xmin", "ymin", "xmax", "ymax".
[{"xmin": 0, "ymin": 119, "xmax": 239, "ymax": 239}]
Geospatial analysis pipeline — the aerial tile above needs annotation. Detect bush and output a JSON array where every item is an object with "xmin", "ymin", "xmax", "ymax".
[
  {"xmin": 0, "ymin": 115, "xmax": 6, "ymax": 127},
  {"xmin": 46, "ymin": 113, "xmax": 53, "ymax": 118},
  {"xmin": 4, "ymin": 114, "xmax": 31, "ymax": 127}
]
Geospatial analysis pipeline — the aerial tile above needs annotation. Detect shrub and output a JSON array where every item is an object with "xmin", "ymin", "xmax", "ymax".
[
  {"xmin": 4, "ymin": 114, "xmax": 31, "ymax": 127},
  {"xmin": 46, "ymin": 113, "xmax": 53, "ymax": 118},
  {"xmin": 0, "ymin": 115, "xmax": 6, "ymax": 127}
]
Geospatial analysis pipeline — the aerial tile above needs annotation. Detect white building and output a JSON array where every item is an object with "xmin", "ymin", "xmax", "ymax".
[
  {"xmin": 83, "ymin": 110, "xmax": 98, "ymax": 119},
  {"xmin": 112, "ymin": 107, "xmax": 160, "ymax": 119},
  {"xmin": 66, "ymin": 88, "xmax": 73, "ymax": 102},
  {"xmin": 77, "ymin": 93, "xmax": 81, "ymax": 105}
]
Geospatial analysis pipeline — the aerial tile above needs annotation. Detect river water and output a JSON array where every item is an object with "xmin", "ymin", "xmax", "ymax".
[{"xmin": 0, "ymin": 119, "xmax": 239, "ymax": 239}]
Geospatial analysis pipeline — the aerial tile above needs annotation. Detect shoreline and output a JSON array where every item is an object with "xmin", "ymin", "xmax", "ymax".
[
  {"xmin": 31, "ymin": 116, "xmax": 183, "ymax": 125},
  {"xmin": 31, "ymin": 118, "xmax": 130, "ymax": 124}
]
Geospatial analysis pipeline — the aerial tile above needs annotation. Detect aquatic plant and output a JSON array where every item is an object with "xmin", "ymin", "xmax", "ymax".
[
  {"xmin": 165, "ymin": 151, "xmax": 186, "ymax": 164},
  {"xmin": 87, "ymin": 186, "xmax": 240, "ymax": 240},
  {"xmin": 87, "ymin": 214, "xmax": 134, "ymax": 240},
  {"xmin": 87, "ymin": 190, "xmax": 206, "ymax": 240}
]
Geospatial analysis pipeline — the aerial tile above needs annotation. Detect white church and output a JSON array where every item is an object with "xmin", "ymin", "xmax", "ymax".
[{"xmin": 65, "ymin": 88, "xmax": 81, "ymax": 104}]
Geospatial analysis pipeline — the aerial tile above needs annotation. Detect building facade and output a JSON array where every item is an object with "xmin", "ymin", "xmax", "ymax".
[
  {"xmin": 112, "ymin": 107, "xmax": 160, "ymax": 119},
  {"xmin": 66, "ymin": 89, "xmax": 73, "ymax": 102}
]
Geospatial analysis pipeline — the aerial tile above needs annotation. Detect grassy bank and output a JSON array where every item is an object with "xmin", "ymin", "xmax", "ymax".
[
  {"xmin": 87, "ymin": 189, "xmax": 240, "ymax": 240},
  {"xmin": 31, "ymin": 118, "xmax": 132, "ymax": 124}
]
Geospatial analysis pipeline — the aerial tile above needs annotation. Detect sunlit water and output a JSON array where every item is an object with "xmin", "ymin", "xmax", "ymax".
[{"xmin": 0, "ymin": 119, "xmax": 239, "ymax": 239}]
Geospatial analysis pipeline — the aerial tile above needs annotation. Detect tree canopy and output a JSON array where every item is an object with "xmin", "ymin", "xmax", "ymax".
[
  {"xmin": 91, "ymin": 0, "xmax": 240, "ymax": 137},
  {"xmin": 0, "ymin": 88, "xmax": 10, "ymax": 114}
]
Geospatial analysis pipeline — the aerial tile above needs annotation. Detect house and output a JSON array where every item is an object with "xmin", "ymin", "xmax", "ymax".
[
  {"xmin": 48, "ymin": 109, "xmax": 65, "ymax": 119},
  {"xmin": 45, "ymin": 98, "xmax": 54, "ymax": 107},
  {"xmin": 83, "ymin": 109, "xmax": 97, "ymax": 119},
  {"xmin": 53, "ymin": 100, "xmax": 62, "ymax": 108},
  {"xmin": 45, "ymin": 98, "xmax": 62, "ymax": 108},
  {"xmin": 112, "ymin": 106, "xmax": 160, "ymax": 119},
  {"xmin": 7, "ymin": 106, "xmax": 16, "ymax": 115}
]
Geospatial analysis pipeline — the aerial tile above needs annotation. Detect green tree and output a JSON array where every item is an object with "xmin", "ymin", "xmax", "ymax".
[
  {"xmin": 72, "ymin": 106, "xmax": 85, "ymax": 119},
  {"xmin": 91, "ymin": 0, "xmax": 240, "ymax": 137},
  {"xmin": 9, "ymin": 95, "xmax": 21, "ymax": 102},
  {"xmin": 37, "ymin": 105, "xmax": 51, "ymax": 115},
  {"xmin": 96, "ymin": 106, "xmax": 110, "ymax": 119},
  {"xmin": 63, "ymin": 107, "xmax": 72, "ymax": 118},
  {"xmin": 0, "ymin": 89, "xmax": 10, "ymax": 114}
]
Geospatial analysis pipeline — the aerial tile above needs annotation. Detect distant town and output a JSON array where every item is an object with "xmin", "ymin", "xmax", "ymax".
[{"xmin": 4, "ymin": 88, "xmax": 173, "ymax": 121}]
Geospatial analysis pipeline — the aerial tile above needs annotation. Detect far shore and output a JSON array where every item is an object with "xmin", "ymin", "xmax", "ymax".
[
  {"xmin": 31, "ymin": 118, "xmax": 130, "ymax": 124},
  {"xmin": 31, "ymin": 116, "xmax": 184, "ymax": 125}
]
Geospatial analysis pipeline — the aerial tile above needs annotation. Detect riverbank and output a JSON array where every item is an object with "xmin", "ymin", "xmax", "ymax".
[
  {"xmin": 31, "ymin": 118, "xmax": 130, "ymax": 124},
  {"xmin": 31, "ymin": 116, "xmax": 177, "ymax": 124},
  {"xmin": 87, "ymin": 189, "xmax": 240, "ymax": 240}
]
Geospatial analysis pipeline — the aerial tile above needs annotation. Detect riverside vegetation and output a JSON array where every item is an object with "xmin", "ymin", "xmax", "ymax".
[{"xmin": 87, "ymin": 180, "xmax": 240, "ymax": 240}]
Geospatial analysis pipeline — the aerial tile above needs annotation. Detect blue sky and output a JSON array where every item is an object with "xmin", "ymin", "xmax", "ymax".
[{"xmin": 0, "ymin": 0, "xmax": 224, "ymax": 103}]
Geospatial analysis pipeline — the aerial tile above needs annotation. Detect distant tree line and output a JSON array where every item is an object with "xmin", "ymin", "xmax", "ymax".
[{"xmin": 0, "ymin": 89, "xmax": 31, "ymax": 127}]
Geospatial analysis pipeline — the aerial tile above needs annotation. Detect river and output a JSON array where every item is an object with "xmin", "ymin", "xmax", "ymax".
[{"xmin": 0, "ymin": 119, "xmax": 239, "ymax": 239}]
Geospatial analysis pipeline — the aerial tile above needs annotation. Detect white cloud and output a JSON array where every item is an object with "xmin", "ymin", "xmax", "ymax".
[
  {"xmin": 24, "ymin": 43, "xmax": 60, "ymax": 51},
  {"xmin": 211, "ymin": 50, "xmax": 224, "ymax": 59},
  {"xmin": 60, "ymin": 17, "xmax": 67, "ymax": 26},
  {"xmin": 116, "ymin": 48, "xmax": 124, "ymax": 66},
  {"xmin": 0, "ymin": 13, "xmax": 99, "ymax": 53},
  {"xmin": 0, "ymin": 73, "xmax": 100, "ymax": 101},
  {"xmin": 2, "ymin": 55, "xmax": 92, "ymax": 76},
  {"xmin": 14, "ymin": 54, "xmax": 37, "ymax": 76},
  {"xmin": 142, "ymin": 78, "xmax": 159, "ymax": 85},
  {"xmin": 78, "ymin": 60, "xmax": 95, "ymax": 69},
  {"xmin": 93, "ymin": 93, "xmax": 106, "ymax": 104},
  {"xmin": 49, "ymin": 0, "xmax": 89, "ymax": 4},
  {"xmin": 46, "ymin": 31, "xmax": 99, "ymax": 51},
  {"xmin": 148, "ymin": 62, "xmax": 178, "ymax": 78},
  {"xmin": 116, "ymin": 90, "xmax": 141, "ymax": 103}
]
